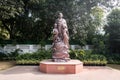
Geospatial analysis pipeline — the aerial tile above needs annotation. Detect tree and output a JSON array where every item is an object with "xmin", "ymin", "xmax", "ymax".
[
  {"xmin": 92, "ymin": 34, "xmax": 106, "ymax": 54},
  {"xmin": 0, "ymin": 0, "xmax": 24, "ymax": 39},
  {"xmin": 105, "ymin": 8, "xmax": 120, "ymax": 53},
  {"xmin": 0, "ymin": 21, "xmax": 9, "ymax": 40},
  {"xmin": 18, "ymin": 0, "xmax": 98, "ymax": 43},
  {"xmin": 86, "ymin": 6, "xmax": 104, "ymax": 44},
  {"xmin": 16, "ymin": 0, "xmax": 54, "ymax": 42},
  {"xmin": 0, "ymin": 0, "xmax": 107, "ymax": 44}
]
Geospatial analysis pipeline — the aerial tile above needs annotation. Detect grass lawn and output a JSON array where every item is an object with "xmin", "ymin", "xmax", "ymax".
[
  {"xmin": 107, "ymin": 64, "xmax": 120, "ymax": 70},
  {"xmin": 0, "ymin": 61, "xmax": 15, "ymax": 71}
]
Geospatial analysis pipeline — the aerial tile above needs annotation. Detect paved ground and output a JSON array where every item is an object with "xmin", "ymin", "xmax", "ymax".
[{"xmin": 0, "ymin": 66, "xmax": 120, "ymax": 80}]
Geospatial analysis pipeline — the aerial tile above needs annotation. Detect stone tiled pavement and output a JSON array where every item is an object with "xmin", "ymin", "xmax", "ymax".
[{"xmin": 0, "ymin": 66, "xmax": 120, "ymax": 80}]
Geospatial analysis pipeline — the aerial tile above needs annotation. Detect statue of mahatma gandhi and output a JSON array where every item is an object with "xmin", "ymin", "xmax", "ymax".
[{"xmin": 52, "ymin": 12, "xmax": 70, "ymax": 62}]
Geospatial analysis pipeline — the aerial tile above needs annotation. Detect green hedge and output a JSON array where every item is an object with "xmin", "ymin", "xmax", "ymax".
[
  {"xmin": 69, "ymin": 49, "xmax": 107, "ymax": 66},
  {"xmin": 83, "ymin": 60, "xmax": 107, "ymax": 66},
  {"xmin": 2, "ymin": 48, "xmax": 119, "ymax": 65},
  {"xmin": 16, "ymin": 50, "xmax": 52, "ymax": 64},
  {"xmin": 16, "ymin": 59, "xmax": 40, "ymax": 65},
  {"xmin": 16, "ymin": 50, "xmax": 52, "ymax": 60},
  {"xmin": 104, "ymin": 53, "xmax": 120, "ymax": 64},
  {"xmin": 16, "ymin": 49, "xmax": 107, "ymax": 66}
]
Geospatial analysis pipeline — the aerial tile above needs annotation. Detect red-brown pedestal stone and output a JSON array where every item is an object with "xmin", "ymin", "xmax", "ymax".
[{"xmin": 39, "ymin": 59, "xmax": 83, "ymax": 74}]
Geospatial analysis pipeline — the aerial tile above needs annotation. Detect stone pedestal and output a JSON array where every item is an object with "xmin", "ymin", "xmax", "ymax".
[{"xmin": 39, "ymin": 59, "xmax": 83, "ymax": 74}]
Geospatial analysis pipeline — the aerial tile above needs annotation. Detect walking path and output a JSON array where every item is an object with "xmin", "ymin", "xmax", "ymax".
[{"xmin": 0, "ymin": 66, "xmax": 120, "ymax": 80}]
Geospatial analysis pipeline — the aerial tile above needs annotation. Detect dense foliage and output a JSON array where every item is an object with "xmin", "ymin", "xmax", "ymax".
[
  {"xmin": 69, "ymin": 49, "xmax": 107, "ymax": 66},
  {"xmin": 0, "ymin": 0, "xmax": 119, "ymax": 50},
  {"xmin": 105, "ymin": 53, "xmax": 120, "ymax": 64},
  {"xmin": 0, "ymin": 0, "xmax": 106, "ymax": 44},
  {"xmin": 16, "ymin": 50, "xmax": 52, "ymax": 65},
  {"xmin": 0, "ymin": 0, "xmax": 24, "ymax": 39},
  {"xmin": 105, "ymin": 9, "xmax": 120, "ymax": 53},
  {"xmin": 1, "ymin": 49, "xmax": 120, "ymax": 65},
  {"xmin": 16, "ymin": 50, "xmax": 51, "ymax": 61},
  {"xmin": 15, "ymin": 49, "xmax": 107, "ymax": 66}
]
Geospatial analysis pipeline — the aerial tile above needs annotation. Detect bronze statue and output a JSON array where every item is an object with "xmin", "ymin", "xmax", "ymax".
[{"xmin": 52, "ymin": 12, "xmax": 70, "ymax": 62}]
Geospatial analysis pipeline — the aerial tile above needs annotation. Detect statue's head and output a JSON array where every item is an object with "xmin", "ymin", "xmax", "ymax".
[{"xmin": 58, "ymin": 12, "xmax": 63, "ymax": 18}]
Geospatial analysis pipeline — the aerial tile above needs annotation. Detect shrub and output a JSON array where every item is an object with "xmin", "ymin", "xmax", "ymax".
[
  {"xmin": 70, "ymin": 49, "xmax": 107, "ymax": 66},
  {"xmin": 16, "ymin": 49, "xmax": 107, "ymax": 66},
  {"xmin": 83, "ymin": 60, "xmax": 107, "ymax": 66},
  {"xmin": 17, "ymin": 50, "xmax": 51, "ymax": 61},
  {"xmin": 83, "ymin": 54, "xmax": 107, "ymax": 66},
  {"xmin": 16, "ymin": 50, "xmax": 52, "ymax": 64},
  {"xmin": 7, "ymin": 49, "xmax": 22, "ymax": 60},
  {"xmin": 69, "ymin": 49, "xmax": 77, "ymax": 59},
  {"xmin": 104, "ymin": 53, "xmax": 120, "ymax": 64},
  {"xmin": 0, "ymin": 53, "xmax": 7, "ymax": 60},
  {"xmin": 16, "ymin": 59, "xmax": 40, "ymax": 65},
  {"xmin": 69, "ymin": 49, "xmax": 88, "ymax": 60}
]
